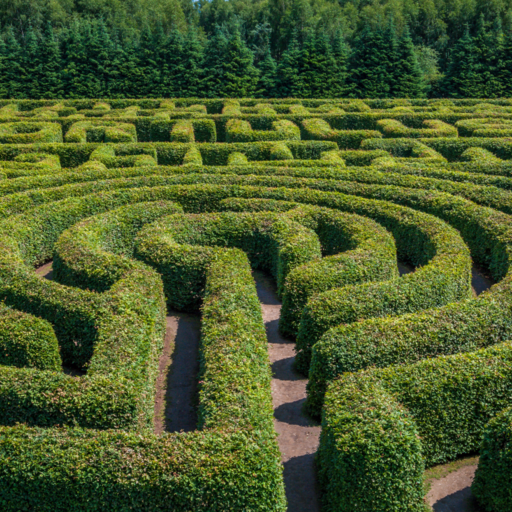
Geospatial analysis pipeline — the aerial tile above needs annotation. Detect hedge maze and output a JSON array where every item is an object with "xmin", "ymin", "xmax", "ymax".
[{"xmin": 0, "ymin": 97, "xmax": 512, "ymax": 511}]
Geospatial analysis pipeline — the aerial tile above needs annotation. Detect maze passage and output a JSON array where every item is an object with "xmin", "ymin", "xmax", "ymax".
[{"xmin": 0, "ymin": 98, "xmax": 511, "ymax": 512}]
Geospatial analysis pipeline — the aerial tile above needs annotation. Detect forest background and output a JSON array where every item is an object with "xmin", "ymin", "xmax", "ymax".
[{"xmin": 0, "ymin": 0, "xmax": 510, "ymax": 99}]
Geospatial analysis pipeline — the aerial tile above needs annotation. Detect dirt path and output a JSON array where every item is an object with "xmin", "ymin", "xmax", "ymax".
[
  {"xmin": 427, "ymin": 464, "xmax": 480, "ymax": 512},
  {"xmin": 254, "ymin": 271, "xmax": 321, "ymax": 512},
  {"xmin": 154, "ymin": 311, "xmax": 200, "ymax": 434}
]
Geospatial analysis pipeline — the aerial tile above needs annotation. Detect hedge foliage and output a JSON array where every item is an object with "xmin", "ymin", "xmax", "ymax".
[
  {"xmin": 472, "ymin": 407, "xmax": 512, "ymax": 512},
  {"xmin": 318, "ymin": 341, "xmax": 512, "ymax": 511},
  {"xmin": 3, "ymin": 98, "xmax": 512, "ymax": 509}
]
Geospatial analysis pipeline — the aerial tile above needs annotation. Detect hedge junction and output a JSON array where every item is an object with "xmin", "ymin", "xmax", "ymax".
[{"xmin": 0, "ymin": 98, "xmax": 511, "ymax": 511}]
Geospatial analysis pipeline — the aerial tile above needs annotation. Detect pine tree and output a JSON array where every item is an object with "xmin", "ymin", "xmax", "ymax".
[
  {"xmin": 442, "ymin": 26, "xmax": 480, "ymax": 98},
  {"xmin": 202, "ymin": 26, "xmax": 228, "ymax": 98},
  {"xmin": 348, "ymin": 24, "xmax": 393, "ymax": 98},
  {"xmin": 0, "ymin": 37, "xmax": 7, "ymax": 99},
  {"xmin": 473, "ymin": 17, "xmax": 506, "ymax": 98},
  {"xmin": 331, "ymin": 29, "xmax": 349, "ymax": 98},
  {"xmin": 160, "ymin": 28, "xmax": 185, "ymax": 96},
  {"xmin": 138, "ymin": 25, "xmax": 159, "ymax": 97},
  {"xmin": 22, "ymin": 24, "xmax": 41, "ymax": 98},
  {"xmin": 37, "ymin": 22, "xmax": 63, "ymax": 99},
  {"xmin": 222, "ymin": 28, "xmax": 259, "ymax": 97},
  {"xmin": 256, "ymin": 44, "xmax": 277, "ymax": 97},
  {"xmin": 62, "ymin": 20, "xmax": 89, "ymax": 98},
  {"xmin": 391, "ymin": 26, "xmax": 425, "ymax": 98},
  {"xmin": 3, "ymin": 27, "xmax": 24, "ymax": 99},
  {"xmin": 312, "ymin": 31, "xmax": 338, "ymax": 97},
  {"xmin": 276, "ymin": 31, "xmax": 301, "ymax": 97},
  {"xmin": 182, "ymin": 28, "xmax": 204, "ymax": 97}
]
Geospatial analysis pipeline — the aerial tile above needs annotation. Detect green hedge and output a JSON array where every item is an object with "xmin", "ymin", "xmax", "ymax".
[
  {"xmin": 0, "ymin": 122, "xmax": 62, "ymax": 143},
  {"xmin": 65, "ymin": 120, "xmax": 137, "ymax": 143},
  {"xmin": 318, "ymin": 341, "xmax": 512, "ymax": 511},
  {"xmin": 225, "ymin": 118, "xmax": 300, "ymax": 142},
  {"xmin": 0, "ymin": 306, "xmax": 61, "ymax": 371},
  {"xmin": 377, "ymin": 118, "xmax": 457, "ymax": 138},
  {"xmin": 472, "ymin": 407, "xmax": 512, "ymax": 512},
  {"xmin": 218, "ymin": 198, "xmax": 398, "ymax": 336},
  {"xmin": 150, "ymin": 118, "xmax": 217, "ymax": 143},
  {"xmin": 301, "ymin": 118, "xmax": 382, "ymax": 149},
  {"xmin": 0, "ymin": 199, "xmax": 286, "ymax": 510},
  {"xmin": 134, "ymin": 210, "xmax": 321, "ymax": 309}
]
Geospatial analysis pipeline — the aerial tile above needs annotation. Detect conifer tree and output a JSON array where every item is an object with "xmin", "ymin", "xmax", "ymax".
[
  {"xmin": 22, "ymin": 24, "xmax": 41, "ymax": 98},
  {"xmin": 256, "ymin": 44, "xmax": 277, "ymax": 97},
  {"xmin": 331, "ymin": 29, "xmax": 349, "ymax": 97},
  {"xmin": 0, "ymin": 37, "xmax": 7, "ymax": 99},
  {"xmin": 202, "ymin": 26, "xmax": 228, "ymax": 98},
  {"xmin": 37, "ymin": 22, "xmax": 63, "ymax": 99},
  {"xmin": 473, "ymin": 17, "xmax": 506, "ymax": 98},
  {"xmin": 62, "ymin": 20, "xmax": 88, "ymax": 98},
  {"xmin": 276, "ymin": 31, "xmax": 301, "ymax": 97},
  {"xmin": 138, "ymin": 25, "xmax": 159, "ymax": 97},
  {"xmin": 182, "ymin": 28, "xmax": 204, "ymax": 97},
  {"xmin": 3, "ymin": 27, "xmax": 24, "ymax": 98},
  {"xmin": 391, "ymin": 26, "xmax": 425, "ymax": 98},
  {"xmin": 160, "ymin": 28, "xmax": 185, "ymax": 96},
  {"xmin": 222, "ymin": 28, "xmax": 259, "ymax": 97},
  {"xmin": 442, "ymin": 26, "xmax": 480, "ymax": 97},
  {"xmin": 348, "ymin": 24, "xmax": 392, "ymax": 98}
]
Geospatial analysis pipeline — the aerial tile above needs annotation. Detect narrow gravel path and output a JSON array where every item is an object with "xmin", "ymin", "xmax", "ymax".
[
  {"xmin": 154, "ymin": 311, "xmax": 200, "ymax": 434},
  {"xmin": 427, "ymin": 465, "xmax": 479, "ymax": 512},
  {"xmin": 254, "ymin": 271, "xmax": 321, "ymax": 512}
]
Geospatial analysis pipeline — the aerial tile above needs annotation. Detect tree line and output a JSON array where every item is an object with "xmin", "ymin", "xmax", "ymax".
[{"xmin": 1, "ymin": 12, "xmax": 512, "ymax": 98}]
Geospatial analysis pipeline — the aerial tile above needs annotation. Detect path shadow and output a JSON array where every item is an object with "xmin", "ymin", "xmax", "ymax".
[
  {"xmin": 274, "ymin": 399, "xmax": 319, "ymax": 427},
  {"xmin": 160, "ymin": 311, "xmax": 201, "ymax": 433},
  {"xmin": 283, "ymin": 454, "xmax": 321, "ymax": 512},
  {"xmin": 433, "ymin": 487, "xmax": 481, "ymax": 512},
  {"xmin": 472, "ymin": 264, "xmax": 494, "ymax": 296}
]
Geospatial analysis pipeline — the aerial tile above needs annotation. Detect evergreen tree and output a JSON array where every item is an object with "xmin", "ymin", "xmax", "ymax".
[
  {"xmin": 62, "ymin": 20, "xmax": 89, "ymax": 98},
  {"xmin": 330, "ymin": 29, "xmax": 349, "ymax": 98},
  {"xmin": 3, "ymin": 27, "xmax": 24, "ymax": 98},
  {"xmin": 442, "ymin": 26, "xmax": 480, "ymax": 97},
  {"xmin": 202, "ymin": 26, "xmax": 228, "ymax": 98},
  {"xmin": 348, "ymin": 24, "xmax": 393, "ymax": 98},
  {"xmin": 256, "ymin": 43, "xmax": 277, "ymax": 97},
  {"xmin": 276, "ymin": 31, "xmax": 301, "ymax": 97},
  {"xmin": 37, "ymin": 22, "xmax": 63, "ymax": 99},
  {"xmin": 391, "ymin": 26, "xmax": 425, "ymax": 98},
  {"xmin": 138, "ymin": 25, "xmax": 159, "ymax": 97},
  {"xmin": 160, "ymin": 28, "xmax": 185, "ymax": 96},
  {"xmin": 22, "ymin": 24, "xmax": 41, "ymax": 98},
  {"xmin": 0, "ymin": 37, "xmax": 7, "ymax": 99},
  {"xmin": 221, "ymin": 28, "xmax": 259, "ymax": 97},
  {"xmin": 473, "ymin": 17, "xmax": 506, "ymax": 98},
  {"xmin": 182, "ymin": 28, "xmax": 204, "ymax": 97}
]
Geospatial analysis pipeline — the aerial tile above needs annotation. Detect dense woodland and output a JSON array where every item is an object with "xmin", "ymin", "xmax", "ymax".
[{"xmin": 1, "ymin": 0, "xmax": 512, "ymax": 98}]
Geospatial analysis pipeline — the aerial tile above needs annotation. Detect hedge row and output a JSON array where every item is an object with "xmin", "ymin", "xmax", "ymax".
[
  {"xmin": 318, "ymin": 341, "xmax": 512, "ymax": 511},
  {"xmin": 0, "ymin": 122, "xmax": 63, "ymax": 143},
  {"xmin": 64, "ymin": 120, "xmax": 138, "ymax": 143},
  {"xmin": 0, "ymin": 234, "xmax": 286, "ymax": 511},
  {"xmin": 0, "ymin": 140, "xmax": 338, "ymax": 167},
  {"xmin": 218, "ymin": 198, "xmax": 398, "ymax": 336},
  {"xmin": 0, "ymin": 306, "xmax": 61, "ymax": 371},
  {"xmin": 472, "ymin": 407, "xmax": 512, "ymax": 512},
  {"xmin": 134, "ymin": 210, "xmax": 322, "ymax": 310},
  {"xmin": 376, "ymin": 118, "xmax": 458, "ymax": 138},
  {"xmin": 301, "ymin": 118, "xmax": 382, "ymax": 149},
  {"xmin": 225, "ymin": 118, "xmax": 300, "ymax": 143}
]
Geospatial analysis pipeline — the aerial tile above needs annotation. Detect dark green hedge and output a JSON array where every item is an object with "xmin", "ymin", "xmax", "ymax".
[
  {"xmin": 0, "ymin": 306, "xmax": 61, "ymax": 371},
  {"xmin": 217, "ymin": 197, "xmax": 398, "ymax": 337},
  {"xmin": 0, "ymin": 122, "xmax": 63, "ymax": 143},
  {"xmin": 318, "ymin": 341, "xmax": 512, "ymax": 510},
  {"xmin": 472, "ymin": 407, "xmax": 512, "ymax": 512}
]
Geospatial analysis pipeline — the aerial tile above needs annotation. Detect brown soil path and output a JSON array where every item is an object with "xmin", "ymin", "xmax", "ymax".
[
  {"xmin": 427, "ymin": 464, "xmax": 480, "ymax": 512},
  {"xmin": 154, "ymin": 311, "xmax": 200, "ymax": 434},
  {"xmin": 254, "ymin": 271, "xmax": 321, "ymax": 512}
]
